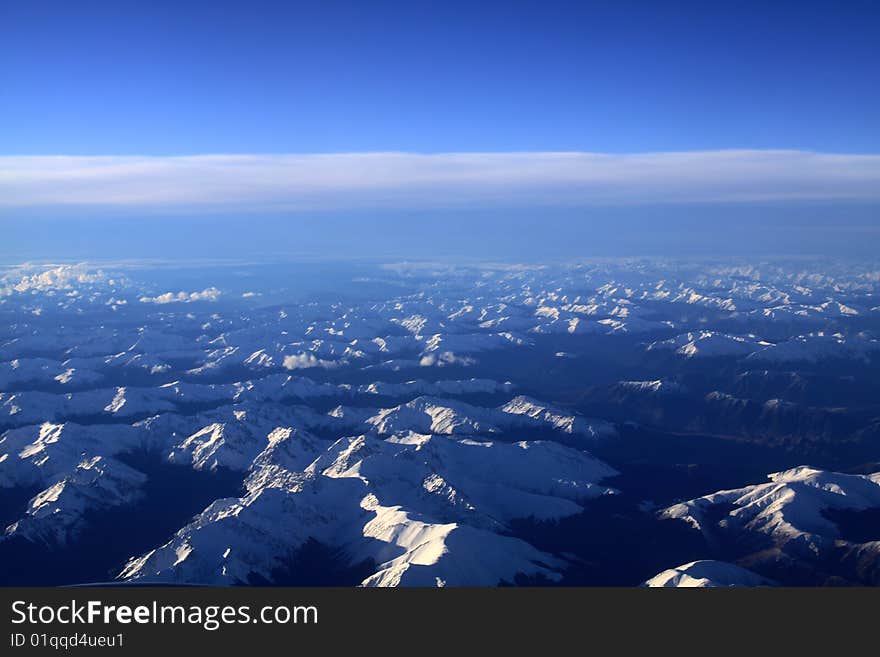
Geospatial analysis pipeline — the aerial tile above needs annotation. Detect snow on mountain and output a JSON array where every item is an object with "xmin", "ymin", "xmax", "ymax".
[
  {"xmin": 1, "ymin": 375, "xmax": 359, "ymax": 427},
  {"xmin": 818, "ymin": 300, "xmax": 861, "ymax": 317},
  {"xmin": 661, "ymin": 466, "xmax": 880, "ymax": 562},
  {"xmin": 0, "ymin": 363, "xmax": 511, "ymax": 428},
  {"xmin": 530, "ymin": 316, "xmax": 605, "ymax": 335},
  {"xmin": 246, "ymin": 427, "xmax": 331, "ymax": 485},
  {"xmin": 643, "ymin": 560, "xmax": 776, "ymax": 587},
  {"xmin": 234, "ymin": 374, "xmax": 516, "ymax": 404},
  {"xmin": 596, "ymin": 317, "xmax": 673, "ymax": 334},
  {"xmin": 141, "ymin": 403, "xmax": 339, "ymax": 464},
  {"xmin": 357, "ymin": 378, "xmax": 513, "ymax": 397},
  {"xmin": 358, "ymin": 498, "xmax": 566, "ymax": 587},
  {"xmin": 647, "ymin": 331, "xmax": 771, "ymax": 358},
  {"xmin": 0, "ymin": 422, "xmax": 142, "ymax": 488},
  {"xmin": 365, "ymin": 358, "xmax": 424, "ymax": 372},
  {"xmin": 242, "ymin": 349, "xmax": 275, "ymax": 369},
  {"xmin": 232, "ymin": 373, "xmax": 345, "ymax": 403},
  {"xmin": 0, "ymin": 331, "xmax": 136, "ymax": 362},
  {"xmin": 332, "ymin": 395, "xmax": 616, "ymax": 442},
  {"xmin": 747, "ymin": 332, "xmax": 880, "ymax": 363},
  {"xmin": 52, "ymin": 367, "xmax": 105, "ymax": 386},
  {"xmin": 477, "ymin": 315, "xmax": 539, "ymax": 332},
  {"xmin": 360, "ymin": 397, "xmax": 501, "ymax": 436},
  {"xmin": 617, "ymin": 379, "xmax": 686, "ymax": 396},
  {"xmin": 0, "ymin": 358, "xmax": 105, "ymax": 388},
  {"xmin": 120, "ymin": 472, "xmax": 367, "ymax": 584},
  {"xmin": 3, "ymin": 259, "xmax": 879, "ymax": 586},
  {"xmin": 671, "ymin": 290, "xmax": 738, "ymax": 312},
  {"xmin": 4, "ymin": 455, "xmax": 147, "ymax": 546},
  {"xmin": 0, "ymin": 381, "xmax": 234, "ymax": 427},
  {"xmin": 168, "ymin": 421, "xmax": 264, "ymax": 472},
  {"xmin": 419, "ymin": 331, "xmax": 529, "ymax": 355},
  {"xmin": 755, "ymin": 300, "xmax": 862, "ymax": 321},
  {"xmin": 0, "ymin": 358, "xmax": 61, "ymax": 387},
  {"xmin": 120, "ymin": 430, "xmax": 616, "ymax": 586},
  {"xmin": 188, "ymin": 330, "xmax": 416, "ymax": 376},
  {"xmin": 126, "ymin": 329, "xmax": 198, "ymax": 354},
  {"xmin": 312, "ymin": 433, "xmax": 617, "ymax": 527},
  {"xmin": 529, "ymin": 309, "xmax": 671, "ymax": 335},
  {"xmin": 147, "ymin": 383, "xmax": 541, "ymax": 474},
  {"xmin": 500, "ymin": 395, "xmax": 616, "ymax": 439},
  {"xmin": 102, "ymin": 351, "xmax": 172, "ymax": 375}
]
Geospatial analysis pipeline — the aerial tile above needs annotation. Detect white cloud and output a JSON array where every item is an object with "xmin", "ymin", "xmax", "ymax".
[
  {"xmin": 0, "ymin": 264, "xmax": 115, "ymax": 297},
  {"xmin": 282, "ymin": 353, "xmax": 343, "ymax": 370},
  {"xmin": 139, "ymin": 287, "xmax": 221, "ymax": 304},
  {"xmin": 1, "ymin": 151, "xmax": 879, "ymax": 211},
  {"xmin": 419, "ymin": 351, "xmax": 477, "ymax": 367}
]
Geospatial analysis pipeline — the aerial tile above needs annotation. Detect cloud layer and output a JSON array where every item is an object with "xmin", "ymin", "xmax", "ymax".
[
  {"xmin": 2, "ymin": 151, "xmax": 879, "ymax": 211},
  {"xmin": 138, "ymin": 287, "xmax": 221, "ymax": 304}
]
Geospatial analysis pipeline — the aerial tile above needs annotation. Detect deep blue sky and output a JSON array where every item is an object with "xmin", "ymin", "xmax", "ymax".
[
  {"xmin": 2, "ymin": 0, "xmax": 878, "ymax": 155},
  {"xmin": 2, "ymin": 1, "xmax": 878, "ymax": 261}
]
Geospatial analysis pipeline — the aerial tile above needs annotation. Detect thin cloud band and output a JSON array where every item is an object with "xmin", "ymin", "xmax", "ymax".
[{"xmin": 2, "ymin": 150, "xmax": 879, "ymax": 210}]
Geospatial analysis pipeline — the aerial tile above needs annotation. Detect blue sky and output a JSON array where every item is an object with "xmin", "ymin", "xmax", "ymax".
[
  {"xmin": 1, "ymin": 0, "xmax": 878, "ymax": 260},
  {"xmin": 3, "ymin": 0, "xmax": 879, "ymax": 154}
]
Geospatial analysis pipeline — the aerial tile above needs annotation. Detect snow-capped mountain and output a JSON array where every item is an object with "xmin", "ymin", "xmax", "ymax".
[
  {"xmin": 647, "ymin": 331, "xmax": 771, "ymax": 359},
  {"xmin": 2, "ymin": 258, "xmax": 880, "ymax": 586},
  {"xmin": 661, "ymin": 467, "xmax": 880, "ymax": 585},
  {"xmin": 643, "ymin": 560, "xmax": 776, "ymax": 587},
  {"xmin": 121, "ymin": 432, "xmax": 617, "ymax": 586},
  {"xmin": 5, "ymin": 456, "xmax": 147, "ymax": 546}
]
